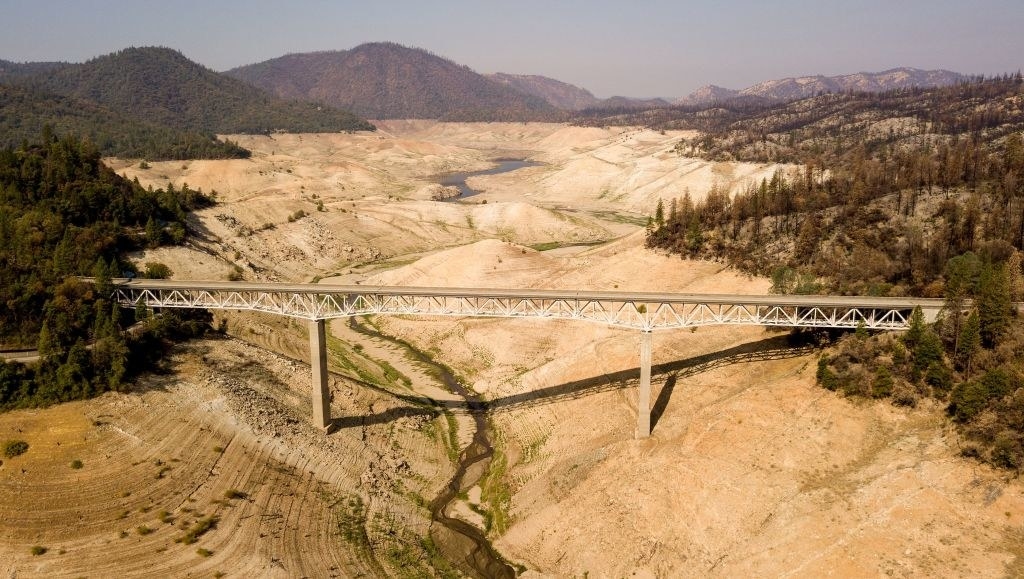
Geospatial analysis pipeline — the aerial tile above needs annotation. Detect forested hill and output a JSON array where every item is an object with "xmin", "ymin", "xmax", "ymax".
[
  {"xmin": 643, "ymin": 76, "xmax": 1024, "ymax": 469},
  {"xmin": 0, "ymin": 84, "xmax": 249, "ymax": 160},
  {"xmin": 668, "ymin": 75, "xmax": 1024, "ymax": 165},
  {"xmin": 576, "ymin": 75, "xmax": 1024, "ymax": 165},
  {"xmin": 0, "ymin": 132, "xmax": 212, "ymax": 408},
  {"xmin": 226, "ymin": 42, "xmax": 561, "ymax": 121},
  {"xmin": 38, "ymin": 47, "xmax": 375, "ymax": 133},
  {"xmin": 0, "ymin": 47, "xmax": 374, "ymax": 159}
]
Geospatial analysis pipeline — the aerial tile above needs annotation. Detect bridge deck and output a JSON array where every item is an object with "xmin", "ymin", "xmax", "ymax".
[
  {"xmin": 108, "ymin": 278, "xmax": 947, "ymax": 332},
  {"xmin": 109, "ymin": 279, "xmax": 944, "ymax": 308},
  {"xmin": 103, "ymin": 278, "xmax": 953, "ymax": 437}
]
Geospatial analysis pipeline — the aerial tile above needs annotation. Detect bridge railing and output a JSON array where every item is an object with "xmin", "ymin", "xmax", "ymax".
[{"xmin": 107, "ymin": 279, "xmax": 947, "ymax": 331}]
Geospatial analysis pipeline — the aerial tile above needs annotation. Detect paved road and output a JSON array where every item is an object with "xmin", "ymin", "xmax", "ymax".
[{"xmin": 0, "ymin": 350, "xmax": 39, "ymax": 364}]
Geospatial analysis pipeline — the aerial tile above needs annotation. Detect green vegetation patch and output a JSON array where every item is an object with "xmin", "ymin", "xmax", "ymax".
[
  {"xmin": 175, "ymin": 515, "xmax": 219, "ymax": 545},
  {"xmin": 479, "ymin": 432, "xmax": 513, "ymax": 535},
  {"xmin": 3, "ymin": 440, "xmax": 28, "ymax": 458}
]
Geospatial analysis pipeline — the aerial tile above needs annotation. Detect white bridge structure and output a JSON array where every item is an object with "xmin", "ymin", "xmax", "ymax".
[{"xmin": 110, "ymin": 279, "xmax": 946, "ymax": 438}]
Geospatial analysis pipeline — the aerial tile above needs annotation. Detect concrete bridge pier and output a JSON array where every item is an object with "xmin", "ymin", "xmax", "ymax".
[
  {"xmin": 309, "ymin": 318, "xmax": 331, "ymax": 430},
  {"xmin": 637, "ymin": 330, "xmax": 652, "ymax": 439}
]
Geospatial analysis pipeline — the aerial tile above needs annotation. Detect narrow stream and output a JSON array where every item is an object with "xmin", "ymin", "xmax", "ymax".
[
  {"xmin": 439, "ymin": 159, "xmax": 542, "ymax": 201},
  {"xmin": 349, "ymin": 319, "xmax": 516, "ymax": 578}
]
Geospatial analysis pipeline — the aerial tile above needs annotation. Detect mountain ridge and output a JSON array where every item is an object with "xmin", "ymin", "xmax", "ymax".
[
  {"xmin": 677, "ymin": 67, "xmax": 966, "ymax": 106},
  {"xmin": 226, "ymin": 42, "xmax": 560, "ymax": 121},
  {"xmin": 486, "ymin": 72, "xmax": 600, "ymax": 110},
  {"xmin": 0, "ymin": 47, "xmax": 374, "ymax": 158},
  {"xmin": 11, "ymin": 47, "xmax": 375, "ymax": 133}
]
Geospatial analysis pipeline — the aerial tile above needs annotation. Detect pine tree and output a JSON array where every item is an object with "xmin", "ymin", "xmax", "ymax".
[
  {"xmin": 654, "ymin": 198, "xmax": 665, "ymax": 228},
  {"xmin": 92, "ymin": 257, "xmax": 113, "ymax": 296},
  {"xmin": 955, "ymin": 309, "xmax": 981, "ymax": 374},
  {"xmin": 976, "ymin": 261, "xmax": 1012, "ymax": 347},
  {"xmin": 904, "ymin": 306, "xmax": 926, "ymax": 349},
  {"xmin": 145, "ymin": 216, "xmax": 162, "ymax": 248}
]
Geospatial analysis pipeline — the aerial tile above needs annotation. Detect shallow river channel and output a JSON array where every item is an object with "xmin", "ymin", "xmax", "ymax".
[{"xmin": 349, "ymin": 319, "xmax": 516, "ymax": 578}]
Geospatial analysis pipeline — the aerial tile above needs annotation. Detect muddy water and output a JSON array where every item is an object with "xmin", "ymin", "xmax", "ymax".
[
  {"xmin": 349, "ymin": 319, "xmax": 516, "ymax": 578},
  {"xmin": 439, "ymin": 159, "xmax": 542, "ymax": 201}
]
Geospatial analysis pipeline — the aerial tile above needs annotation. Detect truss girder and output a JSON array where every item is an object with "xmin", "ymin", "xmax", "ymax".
[{"xmin": 112, "ymin": 287, "xmax": 924, "ymax": 332}]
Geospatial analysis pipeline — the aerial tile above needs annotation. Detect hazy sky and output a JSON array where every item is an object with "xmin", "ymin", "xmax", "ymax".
[{"xmin": 1, "ymin": 0, "xmax": 1021, "ymax": 98}]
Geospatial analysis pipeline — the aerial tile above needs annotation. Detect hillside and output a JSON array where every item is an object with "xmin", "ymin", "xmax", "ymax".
[
  {"xmin": 3, "ymin": 47, "xmax": 374, "ymax": 135},
  {"xmin": 577, "ymin": 75, "xmax": 1024, "ymax": 165},
  {"xmin": 226, "ymin": 42, "xmax": 560, "ymax": 121},
  {"xmin": 646, "ymin": 76, "xmax": 1024, "ymax": 470},
  {"xmin": 487, "ymin": 73, "xmax": 599, "ymax": 110},
  {"xmin": 0, "ymin": 83, "xmax": 249, "ymax": 159},
  {"xmin": 677, "ymin": 67, "xmax": 966, "ymax": 106},
  {"xmin": 673, "ymin": 75, "xmax": 1024, "ymax": 164}
]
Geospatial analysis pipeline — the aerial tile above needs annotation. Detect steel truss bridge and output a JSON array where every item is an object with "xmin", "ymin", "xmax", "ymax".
[{"xmin": 110, "ymin": 279, "xmax": 946, "ymax": 437}]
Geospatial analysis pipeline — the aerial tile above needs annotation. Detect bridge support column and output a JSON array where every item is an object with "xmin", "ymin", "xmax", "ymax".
[
  {"xmin": 309, "ymin": 318, "xmax": 331, "ymax": 431},
  {"xmin": 637, "ymin": 330, "xmax": 652, "ymax": 439}
]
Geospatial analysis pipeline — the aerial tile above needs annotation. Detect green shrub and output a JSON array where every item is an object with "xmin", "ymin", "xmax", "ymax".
[
  {"xmin": 925, "ymin": 362, "xmax": 954, "ymax": 394},
  {"xmin": 990, "ymin": 433, "xmax": 1023, "ymax": 470},
  {"xmin": 871, "ymin": 367, "xmax": 894, "ymax": 398},
  {"xmin": 30, "ymin": 546, "xmax": 46, "ymax": 556},
  {"xmin": 176, "ymin": 516, "xmax": 218, "ymax": 544},
  {"xmin": 70, "ymin": 459, "xmax": 84, "ymax": 469},
  {"xmin": 3, "ymin": 440, "xmax": 28, "ymax": 458},
  {"xmin": 949, "ymin": 380, "xmax": 990, "ymax": 422},
  {"xmin": 143, "ymin": 262, "xmax": 172, "ymax": 279},
  {"xmin": 981, "ymin": 368, "xmax": 1018, "ymax": 399},
  {"xmin": 196, "ymin": 548, "xmax": 213, "ymax": 557},
  {"xmin": 816, "ymin": 356, "xmax": 839, "ymax": 391}
]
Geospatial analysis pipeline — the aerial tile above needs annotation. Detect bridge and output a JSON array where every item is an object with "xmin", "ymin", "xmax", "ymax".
[{"xmin": 109, "ymin": 279, "xmax": 947, "ymax": 438}]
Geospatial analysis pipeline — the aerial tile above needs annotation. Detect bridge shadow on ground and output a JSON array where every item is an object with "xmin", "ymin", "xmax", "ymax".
[{"xmin": 330, "ymin": 333, "xmax": 819, "ymax": 434}]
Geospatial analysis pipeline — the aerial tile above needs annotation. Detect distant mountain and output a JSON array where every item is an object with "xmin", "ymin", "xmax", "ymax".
[
  {"xmin": 677, "ymin": 68, "xmax": 966, "ymax": 105},
  {"xmin": 1, "ymin": 47, "xmax": 374, "ymax": 135},
  {"xmin": 487, "ymin": 73, "xmax": 600, "ymax": 110},
  {"xmin": 676, "ymin": 84, "xmax": 740, "ymax": 106},
  {"xmin": 226, "ymin": 42, "xmax": 560, "ymax": 121},
  {"xmin": 587, "ymin": 96, "xmax": 672, "ymax": 110}
]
